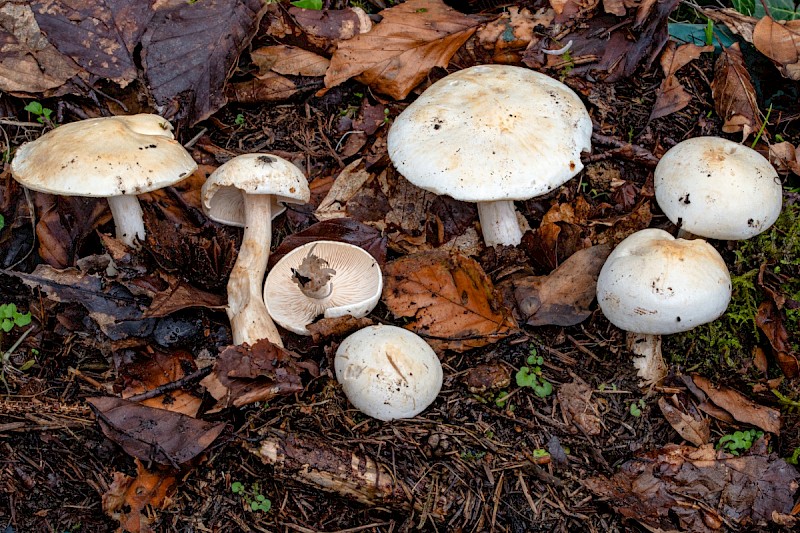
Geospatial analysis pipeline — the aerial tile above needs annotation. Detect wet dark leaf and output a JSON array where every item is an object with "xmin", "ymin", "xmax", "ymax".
[
  {"xmin": 690, "ymin": 374, "xmax": 782, "ymax": 434},
  {"xmin": 306, "ymin": 315, "xmax": 375, "ymax": 343},
  {"xmin": 34, "ymin": 193, "xmax": 111, "ymax": 268},
  {"xmin": 200, "ymin": 338, "xmax": 319, "ymax": 411},
  {"xmin": 650, "ymin": 42, "xmax": 713, "ymax": 120},
  {"xmin": 87, "ymin": 396, "xmax": 225, "ymax": 466},
  {"xmin": 658, "ymin": 394, "xmax": 710, "ymax": 446},
  {"xmin": 117, "ymin": 348, "xmax": 201, "ymax": 417},
  {"xmin": 585, "ymin": 443, "xmax": 800, "ymax": 531},
  {"xmin": 712, "ymin": 43, "xmax": 759, "ymax": 140},
  {"xmin": 463, "ymin": 363, "xmax": 511, "ymax": 393},
  {"xmin": 756, "ymin": 301, "xmax": 799, "ymax": 378}
]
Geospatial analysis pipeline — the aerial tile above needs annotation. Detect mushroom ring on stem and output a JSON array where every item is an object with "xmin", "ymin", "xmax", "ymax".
[
  {"xmin": 263, "ymin": 240, "xmax": 382, "ymax": 335},
  {"xmin": 596, "ymin": 229, "xmax": 732, "ymax": 384},
  {"xmin": 387, "ymin": 64, "xmax": 592, "ymax": 247},
  {"xmin": 202, "ymin": 154, "xmax": 310, "ymax": 347},
  {"xmin": 335, "ymin": 325, "xmax": 443, "ymax": 421},
  {"xmin": 654, "ymin": 136, "xmax": 783, "ymax": 240},
  {"xmin": 10, "ymin": 114, "xmax": 197, "ymax": 247}
]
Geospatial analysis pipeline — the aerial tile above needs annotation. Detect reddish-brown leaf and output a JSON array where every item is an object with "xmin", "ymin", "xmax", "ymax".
[
  {"xmin": 711, "ymin": 43, "xmax": 759, "ymax": 139},
  {"xmin": 118, "ymin": 348, "xmax": 202, "ymax": 417},
  {"xmin": 324, "ymin": 0, "xmax": 485, "ymax": 99},
  {"xmin": 558, "ymin": 378, "xmax": 602, "ymax": 436},
  {"xmin": 690, "ymin": 374, "xmax": 782, "ymax": 434},
  {"xmin": 382, "ymin": 250, "xmax": 517, "ymax": 352},
  {"xmin": 650, "ymin": 42, "xmax": 712, "ymax": 120},
  {"xmin": 102, "ymin": 459, "xmax": 177, "ymax": 533},
  {"xmin": 756, "ymin": 301, "xmax": 799, "ymax": 378},
  {"xmin": 226, "ymin": 72, "xmax": 299, "ymax": 104},
  {"xmin": 87, "ymin": 396, "xmax": 225, "ymax": 466},
  {"xmin": 34, "ymin": 193, "xmax": 111, "ymax": 268},
  {"xmin": 658, "ymin": 395, "xmax": 710, "ymax": 446},
  {"xmin": 753, "ymin": 17, "xmax": 800, "ymax": 80}
]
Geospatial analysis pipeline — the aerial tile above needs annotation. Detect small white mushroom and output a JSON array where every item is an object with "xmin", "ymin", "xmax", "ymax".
[
  {"xmin": 655, "ymin": 136, "xmax": 783, "ymax": 240},
  {"xmin": 10, "ymin": 114, "xmax": 197, "ymax": 247},
  {"xmin": 334, "ymin": 325, "xmax": 443, "ymax": 421},
  {"xmin": 388, "ymin": 64, "xmax": 592, "ymax": 247},
  {"xmin": 263, "ymin": 240, "xmax": 382, "ymax": 335},
  {"xmin": 202, "ymin": 154, "xmax": 310, "ymax": 347},
  {"xmin": 596, "ymin": 229, "xmax": 732, "ymax": 384}
]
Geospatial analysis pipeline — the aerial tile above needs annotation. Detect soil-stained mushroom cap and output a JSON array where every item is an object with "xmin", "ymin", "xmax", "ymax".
[
  {"xmin": 10, "ymin": 113, "xmax": 197, "ymax": 196},
  {"xmin": 387, "ymin": 64, "xmax": 591, "ymax": 202},
  {"xmin": 596, "ymin": 229, "xmax": 732, "ymax": 335},
  {"xmin": 654, "ymin": 136, "xmax": 783, "ymax": 240},
  {"xmin": 264, "ymin": 241, "xmax": 382, "ymax": 335},
  {"xmin": 202, "ymin": 154, "xmax": 310, "ymax": 227},
  {"xmin": 335, "ymin": 325, "xmax": 443, "ymax": 421}
]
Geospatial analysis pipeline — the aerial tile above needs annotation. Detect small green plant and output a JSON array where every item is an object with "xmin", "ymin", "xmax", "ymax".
[
  {"xmin": 0, "ymin": 214, "xmax": 4, "ymax": 231},
  {"xmin": 717, "ymin": 428, "xmax": 763, "ymax": 455},
  {"xmin": 0, "ymin": 304, "xmax": 31, "ymax": 333},
  {"xmin": 231, "ymin": 481, "xmax": 272, "ymax": 513},
  {"xmin": 290, "ymin": 0, "xmax": 322, "ymax": 9},
  {"xmin": 493, "ymin": 390, "xmax": 515, "ymax": 412},
  {"xmin": 704, "ymin": 19, "xmax": 714, "ymax": 46},
  {"xmin": 234, "ymin": 113, "xmax": 246, "ymax": 126},
  {"xmin": 516, "ymin": 347, "xmax": 553, "ymax": 398},
  {"xmin": 786, "ymin": 447, "xmax": 800, "ymax": 465},
  {"xmin": 461, "ymin": 449, "xmax": 486, "ymax": 461},
  {"xmin": 629, "ymin": 399, "xmax": 645, "ymax": 417},
  {"xmin": 531, "ymin": 448, "xmax": 550, "ymax": 459},
  {"xmin": 558, "ymin": 49, "xmax": 575, "ymax": 81},
  {"xmin": 23, "ymin": 101, "xmax": 55, "ymax": 126}
]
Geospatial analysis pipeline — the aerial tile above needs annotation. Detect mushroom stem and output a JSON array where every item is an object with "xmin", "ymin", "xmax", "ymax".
[
  {"xmin": 627, "ymin": 332, "xmax": 668, "ymax": 386},
  {"xmin": 227, "ymin": 194, "xmax": 283, "ymax": 347},
  {"xmin": 107, "ymin": 195, "xmax": 146, "ymax": 248},
  {"xmin": 476, "ymin": 200, "xmax": 523, "ymax": 247}
]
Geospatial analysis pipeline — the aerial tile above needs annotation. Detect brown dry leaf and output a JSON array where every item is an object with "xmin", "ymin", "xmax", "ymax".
[
  {"xmin": 288, "ymin": 5, "xmax": 372, "ymax": 52},
  {"xmin": 382, "ymin": 250, "xmax": 517, "ymax": 352},
  {"xmin": 769, "ymin": 141, "xmax": 800, "ymax": 175},
  {"xmin": 657, "ymin": 395, "xmax": 710, "ymax": 446},
  {"xmin": 464, "ymin": 363, "xmax": 511, "ymax": 393},
  {"xmin": 690, "ymin": 374, "xmax": 781, "ymax": 434},
  {"xmin": 463, "ymin": 7, "xmax": 553, "ymax": 64},
  {"xmin": 102, "ymin": 459, "xmax": 177, "ymax": 533},
  {"xmin": 756, "ymin": 301, "xmax": 799, "ymax": 378},
  {"xmin": 557, "ymin": 377, "xmax": 602, "ymax": 435},
  {"xmin": 650, "ymin": 42, "xmax": 713, "ymax": 120},
  {"xmin": 87, "ymin": 396, "xmax": 225, "ymax": 466},
  {"xmin": 324, "ymin": 0, "xmax": 485, "ymax": 99},
  {"xmin": 503, "ymin": 245, "xmax": 611, "ymax": 327},
  {"xmin": 712, "ymin": 43, "xmax": 759, "ymax": 140},
  {"xmin": 753, "ymin": 17, "xmax": 800, "ymax": 80},
  {"xmin": 591, "ymin": 201, "xmax": 653, "ymax": 247},
  {"xmin": 226, "ymin": 71, "xmax": 299, "ymax": 103},
  {"xmin": 118, "ymin": 348, "xmax": 202, "ymax": 417},
  {"xmin": 34, "ymin": 193, "xmax": 111, "ymax": 268},
  {"xmin": 314, "ymin": 159, "xmax": 372, "ymax": 220},
  {"xmin": 307, "ymin": 315, "xmax": 375, "ymax": 343},
  {"xmin": 252, "ymin": 45, "xmax": 329, "ymax": 77},
  {"xmin": 703, "ymin": 8, "xmax": 757, "ymax": 42},
  {"xmin": 602, "ymin": 0, "xmax": 626, "ymax": 16},
  {"xmin": 0, "ymin": 1, "xmax": 81, "ymax": 94},
  {"xmin": 585, "ymin": 443, "xmax": 800, "ymax": 532},
  {"xmin": 200, "ymin": 339, "xmax": 319, "ymax": 411}
]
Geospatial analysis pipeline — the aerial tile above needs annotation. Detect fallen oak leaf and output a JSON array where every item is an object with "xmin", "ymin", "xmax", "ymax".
[
  {"xmin": 690, "ymin": 374, "xmax": 781, "ymax": 434},
  {"xmin": 768, "ymin": 141, "xmax": 800, "ymax": 175},
  {"xmin": 650, "ymin": 42, "xmax": 713, "ymax": 121},
  {"xmin": 753, "ymin": 17, "xmax": 800, "ymax": 80},
  {"xmin": 117, "ymin": 348, "xmax": 202, "ymax": 417},
  {"xmin": 711, "ymin": 43, "xmax": 759, "ymax": 140},
  {"xmin": 251, "ymin": 44, "xmax": 329, "ymax": 77},
  {"xmin": 200, "ymin": 338, "xmax": 319, "ymax": 412},
  {"xmin": 87, "ymin": 396, "xmax": 225, "ymax": 467},
  {"xmin": 658, "ymin": 394, "xmax": 710, "ymax": 446},
  {"xmin": 755, "ymin": 300, "xmax": 799, "ymax": 378},
  {"xmin": 323, "ymin": 0, "xmax": 486, "ymax": 99},
  {"xmin": 102, "ymin": 459, "xmax": 177, "ymax": 533},
  {"xmin": 382, "ymin": 250, "xmax": 517, "ymax": 352}
]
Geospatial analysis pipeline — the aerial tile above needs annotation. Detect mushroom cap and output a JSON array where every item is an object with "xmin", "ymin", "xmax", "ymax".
[
  {"xmin": 387, "ymin": 64, "xmax": 592, "ymax": 202},
  {"xmin": 654, "ymin": 136, "xmax": 783, "ymax": 240},
  {"xmin": 596, "ymin": 229, "xmax": 732, "ymax": 335},
  {"xmin": 10, "ymin": 114, "xmax": 197, "ymax": 196},
  {"xmin": 334, "ymin": 325, "xmax": 442, "ymax": 421},
  {"xmin": 201, "ymin": 154, "xmax": 310, "ymax": 227},
  {"xmin": 264, "ymin": 240, "xmax": 382, "ymax": 335}
]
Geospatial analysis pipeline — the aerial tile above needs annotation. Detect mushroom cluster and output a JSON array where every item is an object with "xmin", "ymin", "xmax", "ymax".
[
  {"xmin": 10, "ymin": 113, "xmax": 197, "ymax": 247},
  {"xmin": 388, "ymin": 64, "xmax": 592, "ymax": 247}
]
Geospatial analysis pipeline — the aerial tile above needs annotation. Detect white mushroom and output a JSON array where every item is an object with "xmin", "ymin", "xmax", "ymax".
[
  {"xmin": 387, "ymin": 64, "xmax": 592, "ymax": 247},
  {"xmin": 10, "ymin": 114, "xmax": 197, "ymax": 247},
  {"xmin": 334, "ymin": 325, "xmax": 443, "ymax": 421},
  {"xmin": 263, "ymin": 240, "xmax": 382, "ymax": 335},
  {"xmin": 655, "ymin": 136, "xmax": 783, "ymax": 240},
  {"xmin": 596, "ymin": 229, "xmax": 732, "ymax": 384},
  {"xmin": 202, "ymin": 154, "xmax": 310, "ymax": 347}
]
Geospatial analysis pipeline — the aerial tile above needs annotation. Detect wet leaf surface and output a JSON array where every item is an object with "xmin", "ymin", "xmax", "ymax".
[
  {"xmin": 87, "ymin": 396, "xmax": 225, "ymax": 466},
  {"xmin": 382, "ymin": 250, "xmax": 517, "ymax": 352},
  {"xmin": 102, "ymin": 459, "xmax": 177, "ymax": 533},
  {"xmin": 755, "ymin": 300, "xmax": 799, "ymax": 378},
  {"xmin": 711, "ymin": 43, "xmax": 759, "ymax": 139},
  {"xmin": 689, "ymin": 374, "xmax": 782, "ymax": 434},
  {"xmin": 585, "ymin": 443, "xmax": 800, "ymax": 532},
  {"xmin": 34, "ymin": 193, "xmax": 111, "ymax": 268}
]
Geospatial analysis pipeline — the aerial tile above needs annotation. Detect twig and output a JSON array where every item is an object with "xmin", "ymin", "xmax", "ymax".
[
  {"xmin": 125, "ymin": 366, "xmax": 212, "ymax": 402},
  {"xmin": 590, "ymin": 133, "xmax": 660, "ymax": 168}
]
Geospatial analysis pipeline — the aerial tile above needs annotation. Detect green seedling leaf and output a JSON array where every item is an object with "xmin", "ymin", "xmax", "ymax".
[
  {"xmin": 630, "ymin": 402, "xmax": 642, "ymax": 417},
  {"xmin": 1, "ymin": 319, "xmax": 13, "ymax": 333},
  {"xmin": 24, "ymin": 101, "xmax": 43, "ymax": 115},
  {"xmin": 0, "ymin": 214, "xmax": 5, "ymax": 231},
  {"xmin": 533, "ymin": 381, "xmax": 553, "ymax": 398},
  {"xmin": 532, "ymin": 449, "xmax": 550, "ymax": 459},
  {"xmin": 516, "ymin": 367, "xmax": 537, "ymax": 388},
  {"xmin": 231, "ymin": 481, "xmax": 244, "ymax": 494},
  {"xmin": 19, "ymin": 359, "xmax": 35, "ymax": 371},
  {"xmin": 291, "ymin": 0, "xmax": 323, "ymax": 9}
]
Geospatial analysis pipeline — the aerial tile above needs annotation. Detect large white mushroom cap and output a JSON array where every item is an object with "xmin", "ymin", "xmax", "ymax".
[
  {"xmin": 10, "ymin": 113, "xmax": 197, "ymax": 196},
  {"xmin": 263, "ymin": 240, "xmax": 383, "ymax": 335},
  {"xmin": 655, "ymin": 136, "xmax": 783, "ymax": 240},
  {"xmin": 201, "ymin": 154, "xmax": 310, "ymax": 227},
  {"xmin": 597, "ymin": 229, "xmax": 732, "ymax": 335},
  {"xmin": 335, "ymin": 325, "xmax": 443, "ymax": 421},
  {"xmin": 387, "ymin": 64, "xmax": 592, "ymax": 202}
]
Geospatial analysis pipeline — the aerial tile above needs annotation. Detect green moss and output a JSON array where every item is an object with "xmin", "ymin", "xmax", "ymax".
[{"xmin": 665, "ymin": 201, "xmax": 800, "ymax": 374}]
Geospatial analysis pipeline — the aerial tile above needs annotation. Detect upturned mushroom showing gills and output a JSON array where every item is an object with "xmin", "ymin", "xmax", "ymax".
[
  {"xmin": 335, "ymin": 325, "xmax": 443, "ymax": 421},
  {"xmin": 264, "ymin": 240, "xmax": 382, "ymax": 335},
  {"xmin": 202, "ymin": 154, "xmax": 310, "ymax": 347},
  {"xmin": 387, "ymin": 64, "xmax": 592, "ymax": 247},
  {"xmin": 596, "ymin": 229, "xmax": 732, "ymax": 384},
  {"xmin": 10, "ymin": 114, "xmax": 197, "ymax": 247},
  {"xmin": 654, "ymin": 136, "xmax": 783, "ymax": 240}
]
